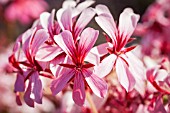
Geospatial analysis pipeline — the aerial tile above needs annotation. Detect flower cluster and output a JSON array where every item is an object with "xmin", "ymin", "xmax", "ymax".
[{"xmin": 7, "ymin": 0, "xmax": 170, "ymax": 113}]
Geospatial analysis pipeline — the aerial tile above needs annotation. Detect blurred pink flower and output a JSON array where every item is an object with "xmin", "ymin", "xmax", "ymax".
[
  {"xmin": 94, "ymin": 5, "xmax": 145, "ymax": 94},
  {"xmin": 51, "ymin": 28, "xmax": 107, "ymax": 106},
  {"xmin": 9, "ymin": 28, "xmax": 53, "ymax": 107},
  {"xmin": 4, "ymin": 0, "xmax": 48, "ymax": 24},
  {"xmin": 134, "ymin": 0, "xmax": 170, "ymax": 59}
]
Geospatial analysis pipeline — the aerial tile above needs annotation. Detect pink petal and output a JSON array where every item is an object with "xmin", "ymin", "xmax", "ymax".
[
  {"xmin": 124, "ymin": 52, "xmax": 146, "ymax": 96},
  {"xmin": 30, "ymin": 29, "xmax": 49, "ymax": 55},
  {"xmin": 74, "ymin": 8, "xmax": 96, "ymax": 39},
  {"xmin": 62, "ymin": 0, "xmax": 76, "ymax": 9},
  {"xmin": 84, "ymin": 51, "xmax": 100, "ymax": 65},
  {"xmin": 118, "ymin": 8, "xmax": 140, "ymax": 41},
  {"xmin": 60, "ymin": 8, "xmax": 73, "ymax": 31},
  {"xmin": 90, "ymin": 43, "xmax": 109, "ymax": 57},
  {"xmin": 85, "ymin": 43, "xmax": 109, "ymax": 65},
  {"xmin": 22, "ymin": 28, "xmax": 37, "ymax": 59},
  {"xmin": 50, "ymin": 53, "xmax": 66, "ymax": 77},
  {"xmin": 83, "ymin": 69, "xmax": 107, "ymax": 98},
  {"xmin": 78, "ymin": 27, "xmax": 99, "ymax": 61},
  {"xmin": 24, "ymin": 80, "xmax": 34, "ymax": 107},
  {"xmin": 35, "ymin": 44, "xmax": 63, "ymax": 61},
  {"xmin": 94, "ymin": 54, "xmax": 117, "ymax": 78},
  {"xmin": 95, "ymin": 14, "xmax": 117, "ymax": 42},
  {"xmin": 153, "ymin": 97, "xmax": 167, "ymax": 113},
  {"xmin": 73, "ymin": 72, "xmax": 85, "ymax": 106},
  {"xmin": 31, "ymin": 72, "xmax": 43, "ymax": 104},
  {"xmin": 54, "ymin": 30, "xmax": 77, "ymax": 60},
  {"xmin": 56, "ymin": 8, "xmax": 65, "ymax": 30},
  {"xmin": 50, "ymin": 69, "xmax": 75, "ymax": 95},
  {"xmin": 14, "ymin": 73, "xmax": 25, "ymax": 92},
  {"xmin": 116, "ymin": 57, "xmax": 136, "ymax": 92},
  {"xmin": 40, "ymin": 12, "xmax": 50, "ymax": 30},
  {"xmin": 16, "ymin": 92, "xmax": 22, "ymax": 106},
  {"xmin": 95, "ymin": 5, "xmax": 112, "ymax": 17},
  {"xmin": 76, "ymin": 0, "xmax": 95, "ymax": 13},
  {"xmin": 48, "ymin": 9, "xmax": 56, "ymax": 30}
]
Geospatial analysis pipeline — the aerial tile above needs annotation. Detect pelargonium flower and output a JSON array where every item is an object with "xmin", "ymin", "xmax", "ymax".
[
  {"xmin": 146, "ymin": 66, "xmax": 170, "ymax": 113},
  {"xmin": 134, "ymin": 0, "xmax": 170, "ymax": 59},
  {"xmin": 4, "ymin": 0, "xmax": 48, "ymax": 24},
  {"xmin": 50, "ymin": 28, "xmax": 107, "ymax": 106},
  {"xmin": 35, "ymin": 1, "xmax": 96, "ymax": 77},
  {"xmin": 94, "ymin": 5, "xmax": 145, "ymax": 94},
  {"xmin": 9, "ymin": 28, "xmax": 52, "ymax": 107}
]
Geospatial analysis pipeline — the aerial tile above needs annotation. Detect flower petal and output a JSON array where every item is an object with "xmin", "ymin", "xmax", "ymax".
[
  {"xmin": 83, "ymin": 69, "xmax": 107, "ymax": 98},
  {"xmin": 95, "ymin": 14, "xmax": 117, "ymax": 42},
  {"xmin": 31, "ymin": 71, "xmax": 43, "ymax": 104},
  {"xmin": 14, "ymin": 73, "xmax": 25, "ymax": 92},
  {"xmin": 78, "ymin": 27, "xmax": 99, "ymax": 62},
  {"xmin": 84, "ymin": 52, "xmax": 100, "ymax": 65},
  {"xmin": 90, "ymin": 43, "xmax": 109, "ymax": 57},
  {"xmin": 118, "ymin": 8, "xmax": 140, "ymax": 41},
  {"xmin": 73, "ymin": 72, "xmax": 85, "ymax": 106},
  {"xmin": 124, "ymin": 52, "xmax": 146, "ymax": 96},
  {"xmin": 94, "ymin": 54, "xmax": 117, "ymax": 78},
  {"xmin": 24, "ymin": 80, "xmax": 34, "ymax": 107},
  {"xmin": 50, "ymin": 69, "xmax": 75, "ymax": 95},
  {"xmin": 30, "ymin": 29, "xmax": 49, "ymax": 55},
  {"xmin": 50, "ymin": 53, "xmax": 66, "ymax": 77},
  {"xmin": 54, "ymin": 30, "xmax": 77, "ymax": 60},
  {"xmin": 85, "ymin": 43, "xmax": 109, "ymax": 65},
  {"xmin": 76, "ymin": 0, "xmax": 95, "ymax": 13},
  {"xmin": 62, "ymin": 0, "xmax": 77, "ymax": 9},
  {"xmin": 74, "ymin": 8, "xmax": 96, "ymax": 39},
  {"xmin": 95, "ymin": 4, "xmax": 112, "ymax": 17},
  {"xmin": 60, "ymin": 8, "xmax": 73, "ymax": 31},
  {"xmin": 40, "ymin": 12, "xmax": 50, "ymax": 30},
  {"xmin": 116, "ymin": 57, "xmax": 136, "ymax": 92},
  {"xmin": 35, "ymin": 44, "xmax": 63, "ymax": 61}
]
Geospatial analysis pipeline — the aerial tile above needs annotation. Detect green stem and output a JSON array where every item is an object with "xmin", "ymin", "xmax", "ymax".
[{"xmin": 86, "ymin": 91, "xmax": 98, "ymax": 113}]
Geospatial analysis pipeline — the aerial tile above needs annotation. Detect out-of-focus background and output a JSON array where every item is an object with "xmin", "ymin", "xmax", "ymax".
[{"xmin": 0, "ymin": 0, "xmax": 154, "ymax": 50}]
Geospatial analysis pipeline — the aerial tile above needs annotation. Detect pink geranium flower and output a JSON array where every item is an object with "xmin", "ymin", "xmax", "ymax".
[
  {"xmin": 9, "ymin": 28, "xmax": 52, "ymax": 107},
  {"xmin": 35, "ymin": 1, "xmax": 96, "ymax": 77},
  {"xmin": 134, "ymin": 0, "xmax": 170, "ymax": 59},
  {"xmin": 146, "ymin": 66, "xmax": 170, "ymax": 112},
  {"xmin": 50, "ymin": 28, "xmax": 107, "ymax": 106},
  {"xmin": 94, "ymin": 5, "xmax": 145, "ymax": 94},
  {"xmin": 4, "ymin": 0, "xmax": 48, "ymax": 24}
]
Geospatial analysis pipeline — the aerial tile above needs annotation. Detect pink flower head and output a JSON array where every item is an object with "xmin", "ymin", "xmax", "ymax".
[
  {"xmin": 134, "ymin": 0, "xmax": 170, "ymax": 59},
  {"xmin": 50, "ymin": 28, "xmax": 107, "ymax": 106},
  {"xmin": 94, "ymin": 5, "xmax": 145, "ymax": 94},
  {"xmin": 35, "ymin": 1, "xmax": 96, "ymax": 77},
  {"xmin": 5, "ymin": 0, "xmax": 48, "ymax": 24},
  {"xmin": 9, "ymin": 28, "xmax": 52, "ymax": 107},
  {"xmin": 146, "ymin": 66, "xmax": 170, "ymax": 112}
]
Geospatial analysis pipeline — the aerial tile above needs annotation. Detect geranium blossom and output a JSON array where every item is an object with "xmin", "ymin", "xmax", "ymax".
[
  {"xmin": 134, "ymin": 0, "xmax": 170, "ymax": 59},
  {"xmin": 9, "ymin": 28, "xmax": 51, "ymax": 107},
  {"xmin": 94, "ymin": 5, "xmax": 145, "ymax": 94},
  {"xmin": 50, "ymin": 28, "xmax": 107, "ymax": 106},
  {"xmin": 4, "ymin": 0, "xmax": 48, "ymax": 24}
]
